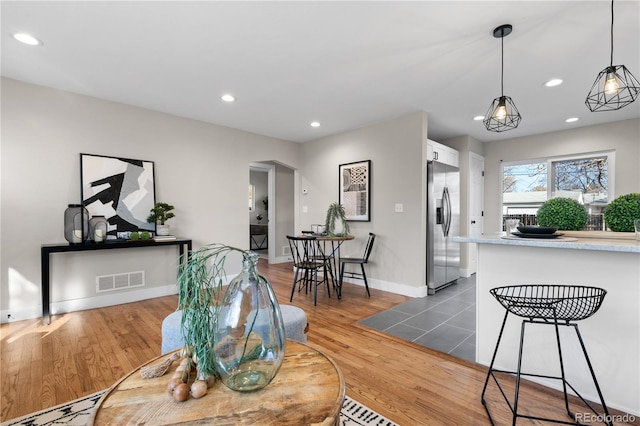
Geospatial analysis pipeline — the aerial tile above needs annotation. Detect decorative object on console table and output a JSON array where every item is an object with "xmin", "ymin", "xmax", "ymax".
[
  {"xmin": 339, "ymin": 160, "xmax": 371, "ymax": 221},
  {"xmin": 147, "ymin": 202, "xmax": 175, "ymax": 236},
  {"xmin": 178, "ymin": 244, "xmax": 284, "ymax": 392},
  {"xmin": 325, "ymin": 202, "xmax": 350, "ymax": 236},
  {"xmin": 80, "ymin": 153, "xmax": 155, "ymax": 235},
  {"xmin": 89, "ymin": 215, "xmax": 108, "ymax": 242},
  {"xmin": 64, "ymin": 204, "xmax": 89, "ymax": 244}
]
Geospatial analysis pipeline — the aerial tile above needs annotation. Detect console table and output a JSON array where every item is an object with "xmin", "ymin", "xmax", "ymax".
[{"xmin": 40, "ymin": 238, "xmax": 192, "ymax": 325}]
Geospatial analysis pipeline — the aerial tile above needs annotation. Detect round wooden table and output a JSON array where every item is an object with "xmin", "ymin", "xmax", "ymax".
[{"xmin": 90, "ymin": 341, "xmax": 345, "ymax": 425}]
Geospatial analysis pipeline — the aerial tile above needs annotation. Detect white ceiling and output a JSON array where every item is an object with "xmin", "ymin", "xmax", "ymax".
[{"xmin": 2, "ymin": 1, "xmax": 639, "ymax": 143}]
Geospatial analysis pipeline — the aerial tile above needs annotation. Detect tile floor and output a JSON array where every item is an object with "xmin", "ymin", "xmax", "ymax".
[{"xmin": 360, "ymin": 275, "xmax": 477, "ymax": 362}]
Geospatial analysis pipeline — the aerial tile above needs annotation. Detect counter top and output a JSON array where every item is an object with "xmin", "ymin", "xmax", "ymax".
[{"xmin": 454, "ymin": 233, "xmax": 640, "ymax": 253}]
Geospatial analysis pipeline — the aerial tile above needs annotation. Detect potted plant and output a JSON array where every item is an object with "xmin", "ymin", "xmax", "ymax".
[
  {"xmin": 325, "ymin": 202, "xmax": 350, "ymax": 236},
  {"xmin": 148, "ymin": 202, "xmax": 175, "ymax": 236},
  {"xmin": 603, "ymin": 193, "xmax": 640, "ymax": 232},
  {"xmin": 176, "ymin": 244, "xmax": 285, "ymax": 395},
  {"xmin": 537, "ymin": 197, "xmax": 588, "ymax": 230}
]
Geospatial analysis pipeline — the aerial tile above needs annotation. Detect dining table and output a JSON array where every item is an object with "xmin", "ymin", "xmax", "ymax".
[{"xmin": 308, "ymin": 234, "xmax": 354, "ymax": 298}]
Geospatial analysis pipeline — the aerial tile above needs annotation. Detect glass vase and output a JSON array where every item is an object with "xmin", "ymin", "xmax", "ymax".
[{"xmin": 213, "ymin": 252, "xmax": 285, "ymax": 392}]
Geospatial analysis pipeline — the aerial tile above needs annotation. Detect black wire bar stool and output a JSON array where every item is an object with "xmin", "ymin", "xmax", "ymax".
[{"xmin": 481, "ymin": 285, "xmax": 611, "ymax": 425}]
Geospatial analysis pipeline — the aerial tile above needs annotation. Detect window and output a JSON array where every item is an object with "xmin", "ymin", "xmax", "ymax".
[{"xmin": 502, "ymin": 151, "xmax": 614, "ymax": 229}]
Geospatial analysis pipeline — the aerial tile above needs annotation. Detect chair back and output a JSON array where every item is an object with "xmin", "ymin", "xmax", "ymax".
[
  {"xmin": 362, "ymin": 233, "xmax": 376, "ymax": 262},
  {"xmin": 287, "ymin": 235, "xmax": 321, "ymax": 269}
]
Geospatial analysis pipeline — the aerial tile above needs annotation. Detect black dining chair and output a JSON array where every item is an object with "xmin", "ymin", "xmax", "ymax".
[
  {"xmin": 287, "ymin": 235, "xmax": 331, "ymax": 306},
  {"xmin": 339, "ymin": 233, "xmax": 375, "ymax": 298}
]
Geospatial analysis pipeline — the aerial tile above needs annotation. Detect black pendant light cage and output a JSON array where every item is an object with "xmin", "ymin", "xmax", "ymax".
[
  {"xmin": 484, "ymin": 24, "xmax": 522, "ymax": 132},
  {"xmin": 484, "ymin": 95, "xmax": 522, "ymax": 132},
  {"xmin": 585, "ymin": 0, "xmax": 640, "ymax": 112}
]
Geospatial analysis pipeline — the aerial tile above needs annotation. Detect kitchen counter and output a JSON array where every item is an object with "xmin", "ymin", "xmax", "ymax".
[
  {"xmin": 456, "ymin": 232, "xmax": 640, "ymax": 253},
  {"xmin": 455, "ymin": 233, "xmax": 640, "ymax": 415}
]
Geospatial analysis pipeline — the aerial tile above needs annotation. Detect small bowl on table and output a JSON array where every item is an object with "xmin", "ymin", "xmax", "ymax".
[{"xmin": 516, "ymin": 225, "xmax": 558, "ymax": 235}]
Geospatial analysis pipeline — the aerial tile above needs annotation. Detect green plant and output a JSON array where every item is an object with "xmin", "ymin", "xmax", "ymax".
[
  {"xmin": 130, "ymin": 231, "xmax": 140, "ymax": 240},
  {"xmin": 603, "ymin": 193, "xmax": 640, "ymax": 232},
  {"xmin": 324, "ymin": 202, "xmax": 350, "ymax": 236},
  {"xmin": 147, "ymin": 202, "xmax": 175, "ymax": 225},
  {"xmin": 177, "ymin": 244, "xmax": 244, "ymax": 377},
  {"xmin": 537, "ymin": 197, "xmax": 588, "ymax": 230}
]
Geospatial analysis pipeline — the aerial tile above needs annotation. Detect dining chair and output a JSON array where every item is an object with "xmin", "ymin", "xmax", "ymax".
[
  {"xmin": 287, "ymin": 235, "xmax": 331, "ymax": 306},
  {"xmin": 339, "ymin": 233, "xmax": 376, "ymax": 298}
]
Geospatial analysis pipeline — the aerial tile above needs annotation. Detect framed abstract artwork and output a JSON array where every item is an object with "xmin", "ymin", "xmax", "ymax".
[
  {"xmin": 80, "ymin": 154, "xmax": 156, "ymax": 237},
  {"xmin": 339, "ymin": 160, "xmax": 371, "ymax": 222}
]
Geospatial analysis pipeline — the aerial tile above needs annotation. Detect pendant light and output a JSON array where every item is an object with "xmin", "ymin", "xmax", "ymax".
[
  {"xmin": 484, "ymin": 24, "xmax": 522, "ymax": 132},
  {"xmin": 585, "ymin": 0, "xmax": 640, "ymax": 112}
]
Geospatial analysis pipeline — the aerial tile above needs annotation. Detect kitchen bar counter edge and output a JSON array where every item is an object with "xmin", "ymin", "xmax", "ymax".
[{"xmin": 454, "ymin": 233, "xmax": 640, "ymax": 253}]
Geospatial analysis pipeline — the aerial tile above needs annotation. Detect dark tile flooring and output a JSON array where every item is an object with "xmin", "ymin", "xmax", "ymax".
[{"xmin": 360, "ymin": 275, "xmax": 477, "ymax": 362}]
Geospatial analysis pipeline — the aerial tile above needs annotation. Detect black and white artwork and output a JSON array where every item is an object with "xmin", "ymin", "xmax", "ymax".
[
  {"xmin": 81, "ymin": 154, "xmax": 156, "ymax": 237},
  {"xmin": 339, "ymin": 160, "xmax": 371, "ymax": 221}
]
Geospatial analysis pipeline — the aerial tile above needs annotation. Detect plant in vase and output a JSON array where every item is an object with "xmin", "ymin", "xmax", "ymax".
[
  {"xmin": 325, "ymin": 202, "xmax": 350, "ymax": 236},
  {"xmin": 537, "ymin": 197, "xmax": 588, "ymax": 231},
  {"xmin": 603, "ymin": 193, "xmax": 640, "ymax": 232},
  {"xmin": 176, "ymin": 244, "xmax": 285, "ymax": 397},
  {"xmin": 147, "ymin": 202, "xmax": 175, "ymax": 236}
]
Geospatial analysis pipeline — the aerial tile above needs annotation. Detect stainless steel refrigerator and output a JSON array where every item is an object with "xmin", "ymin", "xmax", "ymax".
[{"xmin": 427, "ymin": 160, "xmax": 460, "ymax": 294}]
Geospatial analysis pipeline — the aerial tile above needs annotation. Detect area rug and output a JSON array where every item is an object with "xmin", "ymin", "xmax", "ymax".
[{"xmin": 1, "ymin": 391, "xmax": 398, "ymax": 426}]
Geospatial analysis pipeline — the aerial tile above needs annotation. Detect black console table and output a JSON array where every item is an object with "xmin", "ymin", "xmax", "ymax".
[{"xmin": 41, "ymin": 238, "xmax": 192, "ymax": 325}]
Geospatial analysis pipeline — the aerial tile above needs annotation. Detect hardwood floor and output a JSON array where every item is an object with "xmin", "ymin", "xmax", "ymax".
[{"xmin": 1, "ymin": 260, "xmax": 635, "ymax": 425}]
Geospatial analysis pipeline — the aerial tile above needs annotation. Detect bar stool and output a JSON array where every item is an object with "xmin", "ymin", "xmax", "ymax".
[{"xmin": 481, "ymin": 285, "xmax": 611, "ymax": 425}]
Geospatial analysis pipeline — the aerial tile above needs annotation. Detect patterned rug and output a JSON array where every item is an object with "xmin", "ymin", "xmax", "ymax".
[{"xmin": 1, "ymin": 391, "xmax": 397, "ymax": 426}]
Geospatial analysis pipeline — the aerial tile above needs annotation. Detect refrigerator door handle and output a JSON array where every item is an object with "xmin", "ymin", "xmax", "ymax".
[{"xmin": 443, "ymin": 187, "xmax": 452, "ymax": 236}]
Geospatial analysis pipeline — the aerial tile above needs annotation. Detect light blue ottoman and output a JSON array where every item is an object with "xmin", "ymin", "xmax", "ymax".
[{"xmin": 161, "ymin": 304, "xmax": 308, "ymax": 354}]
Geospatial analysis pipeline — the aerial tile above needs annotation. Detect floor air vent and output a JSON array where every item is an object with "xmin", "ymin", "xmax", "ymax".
[{"xmin": 97, "ymin": 271, "xmax": 145, "ymax": 293}]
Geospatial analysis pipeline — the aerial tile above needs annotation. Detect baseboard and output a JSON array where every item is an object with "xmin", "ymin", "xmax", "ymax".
[
  {"xmin": 341, "ymin": 276, "xmax": 429, "ymax": 298},
  {"xmin": 273, "ymin": 255, "xmax": 293, "ymax": 264},
  {"xmin": 0, "ymin": 284, "xmax": 179, "ymax": 324}
]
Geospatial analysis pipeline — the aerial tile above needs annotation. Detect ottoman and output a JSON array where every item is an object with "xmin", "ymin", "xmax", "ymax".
[{"xmin": 161, "ymin": 304, "xmax": 308, "ymax": 354}]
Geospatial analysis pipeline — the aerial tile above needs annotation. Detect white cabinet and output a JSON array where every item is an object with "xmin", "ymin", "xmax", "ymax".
[{"xmin": 427, "ymin": 139, "xmax": 459, "ymax": 167}]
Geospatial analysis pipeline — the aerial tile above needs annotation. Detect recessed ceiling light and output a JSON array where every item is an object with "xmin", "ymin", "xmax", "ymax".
[
  {"xmin": 565, "ymin": 117, "xmax": 579, "ymax": 123},
  {"xmin": 473, "ymin": 115, "xmax": 485, "ymax": 121},
  {"xmin": 13, "ymin": 32, "xmax": 42, "ymax": 46},
  {"xmin": 221, "ymin": 94, "xmax": 235, "ymax": 102},
  {"xmin": 545, "ymin": 78, "xmax": 563, "ymax": 87},
  {"xmin": 310, "ymin": 121, "xmax": 320, "ymax": 128}
]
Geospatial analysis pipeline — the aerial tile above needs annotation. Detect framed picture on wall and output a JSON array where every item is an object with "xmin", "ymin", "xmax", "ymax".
[
  {"xmin": 80, "ymin": 153, "xmax": 156, "ymax": 237},
  {"xmin": 339, "ymin": 160, "xmax": 371, "ymax": 221}
]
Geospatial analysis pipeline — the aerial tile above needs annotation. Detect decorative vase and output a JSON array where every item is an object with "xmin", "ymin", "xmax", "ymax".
[
  {"xmin": 156, "ymin": 224, "xmax": 170, "ymax": 236},
  {"xmin": 213, "ymin": 252, "xmax": 285, "ymax": 392},
  {"xmin": 64, "ymin": 204, "xmax": 89, "ymax": 244},
  {"xmin": 89, "ymin": 215, "xmax": 108, "ymax": 242}
]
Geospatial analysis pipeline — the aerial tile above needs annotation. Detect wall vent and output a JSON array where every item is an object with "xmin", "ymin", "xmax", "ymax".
[
  {"xmin": 96, "ymin": 271, "xmax": 145, "ymax": 293},
  {"xmin": 282, "ymin": 246, "xmax": 291, "ymax": 256}
]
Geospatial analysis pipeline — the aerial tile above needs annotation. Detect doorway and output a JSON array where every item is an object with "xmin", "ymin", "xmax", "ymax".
[{"xmin": 249, "ymin": 162, "xmax": 296, "ymax": 264}]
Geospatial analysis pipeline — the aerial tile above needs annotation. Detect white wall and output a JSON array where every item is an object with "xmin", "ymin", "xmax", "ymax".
[
  {"xmin": 300, "ymin": 111, "xmax": 429, "ymax": 296},
  {"xmin": 0, "ymin": 78, "xmax": 300, "ymax": 321},
  {"xmin": 482, "ymin": 119, "xmax": 640, "ymax": 233}
]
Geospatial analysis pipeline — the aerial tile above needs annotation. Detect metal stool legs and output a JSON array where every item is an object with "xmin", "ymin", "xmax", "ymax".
[{"xmin": 481, "ymin": 309, "xmax": 612, "ymax": 425}]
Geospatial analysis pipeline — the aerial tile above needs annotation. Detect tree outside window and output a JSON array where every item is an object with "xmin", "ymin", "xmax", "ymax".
[{"xmin": 502, "ymin": 152, "xmax": 613, "ymax": 230}]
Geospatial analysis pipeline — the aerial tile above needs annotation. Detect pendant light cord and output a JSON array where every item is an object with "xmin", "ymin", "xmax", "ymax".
[
  {"xmin": 501, "ymin": 30, "xmax": 505, "ymax": 96},
  {"xmin": 609, "ymin": 0, "xmax": 614, "ymax": 67}
]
